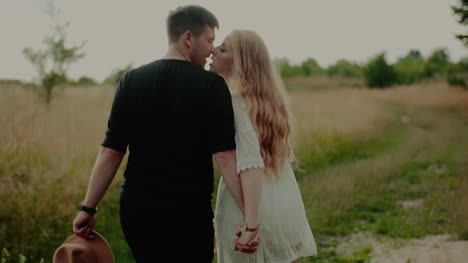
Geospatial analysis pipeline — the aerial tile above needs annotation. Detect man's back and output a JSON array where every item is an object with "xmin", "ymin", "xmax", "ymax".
[
  {"xmin": 102, "ymin": 59, "xmax": 236, "ymax": 205},
  {"xmin": 102, "ymin": 59, "xmax": 236, "ymax": 262}
]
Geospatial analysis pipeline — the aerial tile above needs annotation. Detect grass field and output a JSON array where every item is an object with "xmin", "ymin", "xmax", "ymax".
[{"xmin": 1, "ymin": 78, "xmax": 467, "ymax": 262}]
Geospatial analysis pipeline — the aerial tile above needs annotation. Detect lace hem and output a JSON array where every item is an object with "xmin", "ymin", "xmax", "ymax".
[{"xmin": 237, "ymin": 158, "xmax": 265, "ymax": 174}]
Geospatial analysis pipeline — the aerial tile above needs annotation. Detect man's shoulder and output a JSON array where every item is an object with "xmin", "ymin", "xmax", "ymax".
[
  {"xmin": 130, "ymin": 59, "xmax": 223, "ymax": 81},
  {"xmin": 202, "ymin": 70, "xmax": 226, "ymax": 85},
  {"xmin": 128, "ymin": 60, "xmax": 161, "ymax": 75},
  {"xmin": 172, "ymin": 62, "xmax": 223, "ymax": 82}
]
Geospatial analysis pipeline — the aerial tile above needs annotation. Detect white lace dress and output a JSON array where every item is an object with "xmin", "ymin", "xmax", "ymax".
[{"xmin": 214, "ymin": 96, "xmax": 317, "ymax": 263}]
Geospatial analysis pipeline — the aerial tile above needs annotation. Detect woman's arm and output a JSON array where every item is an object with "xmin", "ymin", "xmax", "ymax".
[
  {"xmin": 234, "ymin": 167, "xmax": 263, "ymax": 253},
  {"xmin": 239, "ymin": 167, "xmax": 263, "ymax": 227},
  {"xmin": 214, "ymin": 149, "xmax": 245, "ymax": 213}
]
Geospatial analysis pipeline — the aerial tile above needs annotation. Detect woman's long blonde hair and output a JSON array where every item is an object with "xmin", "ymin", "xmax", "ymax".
[{"xmin": 227, "ymin": 30, "xmax": 293, "ymax": 176}]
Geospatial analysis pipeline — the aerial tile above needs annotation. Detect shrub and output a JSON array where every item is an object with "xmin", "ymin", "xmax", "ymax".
[
  {"xmin": 327, "ymin": 59, "xmax": 362, "ymax": 78},
  {"xmin": 363, "ymin": 53, "xmax": 397, "ymax": 88},
  {"xmin": 393, "ymin": 49, "xmax": 425, "ymax": 84}
]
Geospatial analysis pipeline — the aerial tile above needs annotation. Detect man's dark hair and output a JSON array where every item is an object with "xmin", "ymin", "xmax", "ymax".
[{"xmin": 166, "ymin": 5, "xmax": 219, "ymax": 43}]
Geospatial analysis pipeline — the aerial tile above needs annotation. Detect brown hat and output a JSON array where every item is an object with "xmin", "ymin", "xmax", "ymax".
[{"xmin": 53, "ymin": 231, "xmax": 114, "ymax": 263}]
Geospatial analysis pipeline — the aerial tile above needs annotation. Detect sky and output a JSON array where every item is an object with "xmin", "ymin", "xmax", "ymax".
[{"xmin": 1, "ymin": 0, "xmax": 467, "ymax": 82}]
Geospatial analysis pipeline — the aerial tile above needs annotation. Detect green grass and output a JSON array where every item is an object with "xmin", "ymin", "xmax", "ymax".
[
  {"xmin": 94, "ymin": 185, "xmax": 134, "ymax": 263},
  {"xmin": 314, "ymin": 158, "xmax": 457, "ymax": 238},
  {"xmin": 294, "ymin": 103, "xmax": 468, "ymax": 262},
  {"xmin": 2, "ymin": 88, "xmax": 468, "ymax": 262},
  {"xmin": 306, "ymin": 247, "xmax": 372, "ymax": 263},
  {"xmin": 293, "ymin": 123, "xmax": 404, "ymax": 181}
]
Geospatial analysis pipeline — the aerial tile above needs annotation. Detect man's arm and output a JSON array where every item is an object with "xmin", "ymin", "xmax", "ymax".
[
  {"xmin": 73, "ymin": 146, "xmax": 124, "ymax": 239},
  {"xmin": 214, "ymin": 149, "xmax": 244, "ymax": 214},
  {"xmin": 82, "ymin": 146, "xmax": 124, "ymax": 207}
]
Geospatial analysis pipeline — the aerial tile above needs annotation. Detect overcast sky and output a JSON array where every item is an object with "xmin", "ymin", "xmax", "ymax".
[{"xmin": 1, "ymin": 0, "xmax": 466, "ymax": 82}]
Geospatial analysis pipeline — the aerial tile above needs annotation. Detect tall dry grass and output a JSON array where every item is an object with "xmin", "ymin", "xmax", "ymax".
[
  {"xmin": 1, "ymin": 79, "xmax": 467, "ymax": 261},
  {"xmin": 289, "ymin": 87, "xmax": 393, "ymax": 137},
  {"xmin": 284, "ymin": 76, "xmax": 364, "ymax": 91},
  {"xmin": 369, "ymin": 81, "xmax": 468, "ymax": 113},
  {"xmin": 0, "ymin": 85, "xmax": 124, "ymax": 260}
]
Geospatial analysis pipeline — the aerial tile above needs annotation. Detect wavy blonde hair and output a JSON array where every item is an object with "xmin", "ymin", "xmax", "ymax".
[{"xmin": 227, "ymin": 30, "xmax": 293, "ymax": 176}]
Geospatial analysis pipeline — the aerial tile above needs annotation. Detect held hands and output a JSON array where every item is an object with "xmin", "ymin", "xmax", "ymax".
[
  {"xmin": 72, "ymin": 211, "xmax": 96, "ymax": 240},
  {"xmin": 234, "ymin": 224, "xmax": 261, "ymax": 254}
]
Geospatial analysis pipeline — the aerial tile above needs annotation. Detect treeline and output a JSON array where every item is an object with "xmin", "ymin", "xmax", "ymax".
[
  {"xmin": 0, "ymin": 63, "xmax": 131, "ymax": 88},
  {"xmin": 274, "ymin": 48, "xmax": 468, "ymax": 88},
  {"xmin": 7, "ymin": 48, "xmax": 466, "ymax": 90},
  {"xmin": 65, "ymin": 63, "xmax": 133, "ymax": 86}
]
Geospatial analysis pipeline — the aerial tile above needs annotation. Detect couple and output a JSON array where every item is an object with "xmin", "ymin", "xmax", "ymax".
[{"xmin": 72, "ymin": 5, "xmax": 316, "ymax": 263}]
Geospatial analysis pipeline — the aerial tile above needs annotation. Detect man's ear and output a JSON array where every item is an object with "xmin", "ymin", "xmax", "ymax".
[{"xmin": 182, "ymin": 31, "xmax": 193, "ymax": 49}]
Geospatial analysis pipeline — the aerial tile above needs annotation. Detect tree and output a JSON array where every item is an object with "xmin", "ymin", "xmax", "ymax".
[
  {"xmin": 300, "ymin": 58, "xmax": 325, "ymax": 76},
  {"xmin": 77, "ymin": 76, "xmax": 97, "ymax": 85},
  {"xmin": 393, "ymin": 49, "xmax": 425, "ymax": 84},
  {"xmin": 273, "ymin": 58, "xmax": 302, "ymax": 78},
  {"xmin": 22, "ymin": 2, "xmax": 85, "ymax": 104},
  {"xmin": 451, "ymin": 0, "xmax": 468, "ymax": 46},
  {"xmin": 103, "ymin": 63, "xmax": 133, "ymax": 85},
  {"xmin": 363, "ymin": 53, "xmax": 397, "ymax": 88},
  {"xmin": 422, "ymin": 48, "xmax": 450, "ymax": 78},
  {"xmin": 327, "ymin": 59, "xmax": 362, "ymax": 78},
  {"xmin": 447, "ymin": 57, "xmax": 468, "ymax": 88}
]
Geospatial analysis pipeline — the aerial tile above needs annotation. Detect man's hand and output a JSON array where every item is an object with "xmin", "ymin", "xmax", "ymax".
[
  {"xmin": 72, "ymin": 211, "xmax": 96, "ymax": 240},
  {"xmin": 234, "ymin": 226, "xmax": 261, "ymax": 254}
]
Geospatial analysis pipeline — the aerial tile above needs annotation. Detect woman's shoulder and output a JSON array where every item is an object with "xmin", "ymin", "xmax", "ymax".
[{"xmin": 231, "ymin": 95, "xmax": 247, "ymax": 109}]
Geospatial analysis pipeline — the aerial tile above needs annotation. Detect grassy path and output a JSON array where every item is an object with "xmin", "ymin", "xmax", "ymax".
[{"xmin": 297, "ymin": 102, "xmax": 468, "ymax": 262}]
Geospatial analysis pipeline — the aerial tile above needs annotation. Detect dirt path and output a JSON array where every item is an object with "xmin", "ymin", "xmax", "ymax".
[{"xmin": 337, "ymin": 232, "xmax": 468, "ymax": 263}]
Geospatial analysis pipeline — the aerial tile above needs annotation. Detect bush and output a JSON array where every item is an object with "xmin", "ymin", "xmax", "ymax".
[
  {"xmin": 103, "ymin": 64, "xmax": 133, "ymax": 85},
  {"xmin": 273, "ymin": 57, "xmax": 302, "ymax": 78},
  {"xmin": 77, "ymin": 76, "xmax": 97, "ymax": 85},
  {"xmin": 0, "ymin": 79, "xmax": 24, "ymax": 86},
  {"xmin": 274, "ymin": 57, "xmax": 325, "ymax": 78},
  {"xmin": 393, "ymin": 49, "xmax": 425, "ymax": 84},
  {"xmin": 327, "ymin": 59, "xmax": 362, "ymax": 78},
  {"xmin": 423, "ymin": 48, "xmax": 451, "ymax": 78},
  {"xmin": 301, "ymin": 58, "xmax": 325, "ymax": 76},
  {"xmin": 447, "ymin": 57, "xmax": 468, "ymax": 88},
  {"xmin": 363, "ymin": 53, "xmax": 397, "ymax": 88}
]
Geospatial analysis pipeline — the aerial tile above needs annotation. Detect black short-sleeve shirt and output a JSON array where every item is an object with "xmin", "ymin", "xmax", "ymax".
[{"xmin": 102, "ymin": 59, "xmax": 236, "ymax": 203}]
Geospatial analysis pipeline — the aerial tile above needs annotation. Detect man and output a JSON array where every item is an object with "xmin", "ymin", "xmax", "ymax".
[{"xmin": 72, "ymin": 5, "xmax": 258, "ymax": 262}]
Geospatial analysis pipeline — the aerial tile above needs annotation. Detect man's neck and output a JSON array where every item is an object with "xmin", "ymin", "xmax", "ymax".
[{"xmin": 162, "ymin": 45, "xmax": 191, "ymax": 62}]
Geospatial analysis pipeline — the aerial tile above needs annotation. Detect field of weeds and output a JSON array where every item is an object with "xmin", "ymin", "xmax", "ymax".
[{"xmin": 1, "ymin": 78, "xmax": 467, "ymax": 262}]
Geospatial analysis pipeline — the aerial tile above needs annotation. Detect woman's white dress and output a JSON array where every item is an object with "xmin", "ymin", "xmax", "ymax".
[{"xmin": 214, "ymin": 96, "xmax": 317, "ymax": 263}]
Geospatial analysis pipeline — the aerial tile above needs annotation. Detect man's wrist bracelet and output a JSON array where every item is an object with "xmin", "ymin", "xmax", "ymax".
[{"xmin": 79, "ymin": 203, "xmax": 97, "ymax": 215}]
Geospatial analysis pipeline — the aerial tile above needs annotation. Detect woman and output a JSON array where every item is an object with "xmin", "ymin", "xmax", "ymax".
[{"xmin": 210, "ymin": 30, "xmax": 317, "ymax": 263}]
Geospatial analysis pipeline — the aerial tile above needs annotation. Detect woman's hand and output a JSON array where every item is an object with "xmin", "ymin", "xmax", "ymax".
[
  {"xmin": 72, "ymin": 211, "xmax": 96, "ymax": 240},
  {"xmin": 234, "ymin": 225, "xmax": 261, "ymax": 254}
]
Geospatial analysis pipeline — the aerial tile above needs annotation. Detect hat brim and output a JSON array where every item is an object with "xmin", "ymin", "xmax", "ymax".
[{"xmin": 53, "ymin": 231, "xmax": 114, "ymax": 263}]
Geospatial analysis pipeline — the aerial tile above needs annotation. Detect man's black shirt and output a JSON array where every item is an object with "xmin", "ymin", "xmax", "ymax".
[{"xmin": 102, "ymin": 59, "xmax": 236, "ymax": 205}]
